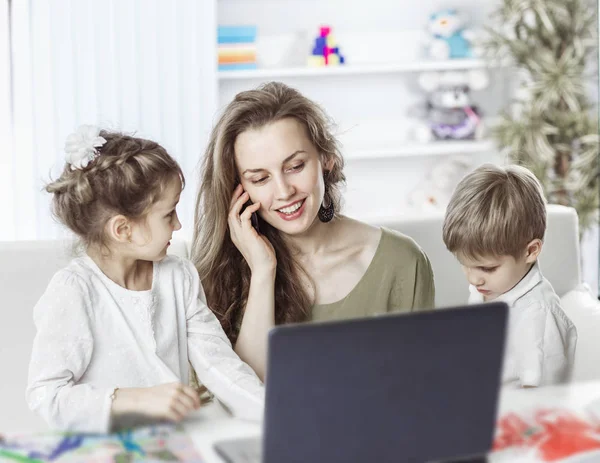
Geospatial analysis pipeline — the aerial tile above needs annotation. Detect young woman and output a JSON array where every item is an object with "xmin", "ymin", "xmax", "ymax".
[{"xmin": 192, "ymin": 82, "xmax": 435, "ymax": 380}]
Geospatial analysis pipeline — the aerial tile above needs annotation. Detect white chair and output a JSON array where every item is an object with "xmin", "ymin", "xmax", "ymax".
[{"xmin": 375, "ymin": 204, "xmax": 582, "ymax": 308}]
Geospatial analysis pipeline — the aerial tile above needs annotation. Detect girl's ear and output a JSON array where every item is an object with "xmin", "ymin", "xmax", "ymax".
[
  {"xmin": 105, "ymin": 215, "xmax": 132, "ymax": 243},
  {"xmin": 525, "ymin": 238, "xmax": 543, "ymax": 264}
]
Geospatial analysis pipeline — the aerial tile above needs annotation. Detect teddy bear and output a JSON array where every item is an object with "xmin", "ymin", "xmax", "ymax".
[
  {"xmin": 407, "ymin": 155, "xmax": 474, "ymax": 212},
  {"xmin": 427, "ymin": 9, "xmax": 479, "ymax": 60},
  {"xmin": 412, "ymin": 69, "xmax": 489, "ymax": 143}
]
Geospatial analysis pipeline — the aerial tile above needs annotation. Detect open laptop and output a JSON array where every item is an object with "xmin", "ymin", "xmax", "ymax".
[{"xmin": 214, "ymin": 303, "xmax": 508, "ymax": 463}]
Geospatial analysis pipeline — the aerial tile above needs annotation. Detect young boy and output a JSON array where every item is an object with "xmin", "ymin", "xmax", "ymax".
[{"xmin": 442, "ymin": 164, "xmax": 577, "ymax": 388}]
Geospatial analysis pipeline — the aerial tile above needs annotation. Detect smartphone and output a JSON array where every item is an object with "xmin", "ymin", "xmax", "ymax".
[
  {"xmin": 250, "ymin": 210, "xmax": 260, "ymax": 234},
  {"xmin": 243, "ymin": 199, "xmax": 261, "ymax": 234}
]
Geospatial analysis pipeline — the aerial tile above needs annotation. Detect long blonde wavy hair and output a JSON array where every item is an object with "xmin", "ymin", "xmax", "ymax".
[{"xmin": 191, "ymin": 82, "xmax": 346, "ymax": 342}]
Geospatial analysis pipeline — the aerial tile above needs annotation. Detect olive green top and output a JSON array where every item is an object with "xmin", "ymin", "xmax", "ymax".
[{"xmin": 310, "ymin": 227, "xmax": 435, "ymax": 322}]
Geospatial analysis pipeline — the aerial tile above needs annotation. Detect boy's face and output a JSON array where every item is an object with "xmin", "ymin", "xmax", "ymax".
[{"xmin": 457, "ymin": 243, "xmax": 540, "ymax": 301}]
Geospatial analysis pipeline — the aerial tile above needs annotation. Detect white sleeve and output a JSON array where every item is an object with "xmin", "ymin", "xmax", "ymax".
[
  {"xmin": 539, "ymin": 307, "xmax": 577, "ymax": 385},
  {"xmin": 515, "ymin": 304, "xmax": 573, "ymax": 387},
  {"xmin": 182, "ymin": 261, "xmax": 265, "ymax": 421},
  {"xmin": 514, "ymin": 305, "xmax": 545, "ymax": 386},
  {"xmin": 26, "ymin": 271, "xmax": 114, "ymax": 432}
]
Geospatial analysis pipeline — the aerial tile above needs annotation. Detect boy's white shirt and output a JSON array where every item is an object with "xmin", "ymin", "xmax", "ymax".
[
  {"xmin": 26, "ymin": 254, "xmax": 264, "ymax": 433},
  {"xmin": 468, "ymin": 261, "xmax": 577, "ymax": 388}
]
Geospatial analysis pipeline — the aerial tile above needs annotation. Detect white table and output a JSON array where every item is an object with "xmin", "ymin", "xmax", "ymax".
[
  {"xmin": 184, "ymin": 380, "xmax": 600, "ymax": 463},
  {"xmin": 185, "ymin": 401, "xmax": 260, "ymax": 462}
]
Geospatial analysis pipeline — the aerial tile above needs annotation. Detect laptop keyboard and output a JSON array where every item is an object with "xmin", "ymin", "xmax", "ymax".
[
  {"xmin": 213, "ymin": 437, "xmax": 262, "ymax": 463},
  {"xmin": 213, "ymin": 438, "xmax": 490, "ymax": 463}
]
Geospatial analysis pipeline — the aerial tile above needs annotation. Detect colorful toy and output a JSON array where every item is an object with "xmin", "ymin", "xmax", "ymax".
[
  {"xmin": 308, "ymin": 26, "xmax": 345, "ymax": 67},
  {"xmin": 427, "ymin": 9, "xmax": 478, "ymax": 60},
  {"xmin": 0, "ymin": 424, "xmax": 202, "ymax": 462},
  {"xmin": 412, "ymin": 70, "xmax": 488, "ymax": 142},
  {"xmin": 494, "ymin": 409, "xmax": 600, "ymax": 461}
]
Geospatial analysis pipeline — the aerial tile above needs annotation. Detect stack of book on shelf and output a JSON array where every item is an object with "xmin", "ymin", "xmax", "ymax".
[{"xmin": 218, "ymin": 26, "xmax": 257, "ymax": 71}]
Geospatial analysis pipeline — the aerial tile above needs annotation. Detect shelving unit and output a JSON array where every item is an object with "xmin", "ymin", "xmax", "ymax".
[
  {"xmin": 363, "ymin": 209, "xmax": 445, "ymax": 225},
  {"xmin": 216, "ymin": 0, "xmax": 511, "ymax": 221},
  {"xmin": 218, "ymin": 58, "xmax": 495, "ymax": 80},
  {"xmin": 345, "ymin": 139, "xmax": 496, "ymax": 160}
]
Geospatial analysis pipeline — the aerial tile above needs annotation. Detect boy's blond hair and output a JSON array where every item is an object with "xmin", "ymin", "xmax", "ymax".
[{"xmin": 443, "ymin": 164, "xmax": 547, "ymax": 259}]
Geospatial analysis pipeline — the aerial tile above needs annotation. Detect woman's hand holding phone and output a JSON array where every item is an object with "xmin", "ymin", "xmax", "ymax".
[{"xmin": 229, "ymin": 184, "xmax": 277, "ymax": 275}]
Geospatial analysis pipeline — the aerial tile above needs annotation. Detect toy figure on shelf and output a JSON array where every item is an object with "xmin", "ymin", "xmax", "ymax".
[
  {"xmin": 307, "ymin": 26, "xmax": 346, "ymax": 67},
  {"xmin": 426, "ymin": 9, "xmax": 479, "ymax": 60},
  {"xmin": 412, "ymin": 69, "xmax": 489, "ymax": 142}
]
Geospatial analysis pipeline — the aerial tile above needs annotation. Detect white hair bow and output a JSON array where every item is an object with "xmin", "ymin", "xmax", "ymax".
[{"xmin": 64, "ymin": 125, "xmax": 107, "ymax": 170}]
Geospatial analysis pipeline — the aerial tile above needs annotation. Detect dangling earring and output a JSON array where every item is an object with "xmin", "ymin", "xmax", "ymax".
[
  {"xmin": 319, "ymin": 173, "xmax": 335, "ymax": 223},
  {"xmin": 318, "ymin": 197, "xmax": 335, "ymax": 223}
]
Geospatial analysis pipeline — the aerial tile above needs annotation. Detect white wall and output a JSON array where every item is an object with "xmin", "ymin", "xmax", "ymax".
[{"xmin": 218, "ymin": 0, "xmax": 497, "ymax": 34}]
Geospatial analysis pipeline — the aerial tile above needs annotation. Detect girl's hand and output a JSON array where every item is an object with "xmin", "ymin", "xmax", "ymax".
[
  {"xmin": 112, "ymin": 382, "xmax": 201, "ymax": 424},
  {"xmin": 228, "ymin": 184, "xmax": 277, "ymax": 275}
]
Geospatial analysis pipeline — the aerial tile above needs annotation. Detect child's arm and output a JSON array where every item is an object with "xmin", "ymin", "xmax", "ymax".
[
  {"xmin": 515, "ymin": 306, "xmax": 546, "ymax": 388},
  {"xmin": 26, "ymin": 272, "xmax": 114, "ymax": 432},
  {"xmin": 515, "ymin": 304, "xmax": 575, "ymax": 388},
  {"xmin": 109, "ymin": 382, "xmax": 200, "ymax": 429},
  {"xmin": 183, "ymin": 261, "xmax": 265, "ymax": 421}
]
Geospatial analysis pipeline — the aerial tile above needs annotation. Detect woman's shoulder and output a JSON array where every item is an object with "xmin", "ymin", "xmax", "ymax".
[
  {"xmin": 379, "ymin": 227, "xmax": 427, "ymax": 259},
  {"xmin": 338, "ymin": 218, "xmax": 428, "ymax": 266},
  {"xmin": 337, "ymin": 218, "xmax": 381, "ymax": 253}
]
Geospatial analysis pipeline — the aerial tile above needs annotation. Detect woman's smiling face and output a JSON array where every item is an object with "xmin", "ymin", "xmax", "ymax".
[{"xmin": 234, "ymin": 118, "xmax": 327, "ymax": 235}]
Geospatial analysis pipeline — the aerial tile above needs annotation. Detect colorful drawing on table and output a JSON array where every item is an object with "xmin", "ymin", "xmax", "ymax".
[
  {"xmin": 493, "ymin": 408, "xmax": 600, "ymax": 462},
  {"xmin": 0, "ymin": 424, "xmax": 203, "ymax": 462}
]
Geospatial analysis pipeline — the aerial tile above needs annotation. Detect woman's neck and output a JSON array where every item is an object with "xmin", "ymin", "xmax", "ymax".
[
  {"xmin": 284, "ymin": 216, "xmax": 343, "ymax": 256},
  {"xmin": 87, "ymin": 246, "xmax": 153, "ymax": 291}
]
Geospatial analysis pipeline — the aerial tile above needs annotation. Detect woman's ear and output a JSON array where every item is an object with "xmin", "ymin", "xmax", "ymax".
[
  {"xmin": 525, "ymin": 238, "xmax": 543, "ymax": 263},
  {"xmin": 321, "ymin": 155, "xmax": 335, "ymax": 173}
]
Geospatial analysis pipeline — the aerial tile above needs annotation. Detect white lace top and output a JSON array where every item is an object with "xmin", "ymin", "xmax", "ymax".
[{"xmin": 26, "ymin": 255, "xmax": 264, "ymax": 433}]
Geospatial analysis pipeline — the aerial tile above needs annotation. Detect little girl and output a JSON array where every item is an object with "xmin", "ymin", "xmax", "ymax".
[{"xmin": 26, "ymin": 126, "xmax": 264, "ymax": 433}]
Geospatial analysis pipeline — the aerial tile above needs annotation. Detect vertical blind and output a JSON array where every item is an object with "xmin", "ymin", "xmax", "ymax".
[{"xmin": 3, "ymin": 0, "xmax": 217, "ymax": 241}]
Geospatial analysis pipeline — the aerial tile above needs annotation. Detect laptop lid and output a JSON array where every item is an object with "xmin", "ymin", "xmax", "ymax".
[{"xmin": 262, "ymin": 303, "xmax": 508, "ymax": 463}]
